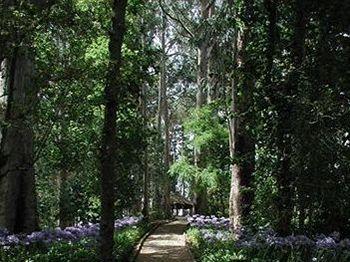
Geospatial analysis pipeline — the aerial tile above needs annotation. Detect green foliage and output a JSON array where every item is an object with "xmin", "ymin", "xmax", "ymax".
[
  {"xmin": 170, "ymin": 157, "xmax": 199, "ymax": 184},
  {"xmin": 184, "ymin": 105, "xmax": 228, "ymax": 152},
  {"xmin": 171, "ymin": 105, "xmax": 230, "ymax": 215},
  {"xmin": 26, "ymin": 0, "xmax": 159, "ymax": 226},
  {"xmin": 114, "ymin": 224, "xmax": 150, "ymax": 261},
  {"xmin": 186, "ymin": 229, "xmax": 350, "ymax": 262},
  {"xmin": 0, "ymin": 224, "xmax": 149, "ymax": 262}
]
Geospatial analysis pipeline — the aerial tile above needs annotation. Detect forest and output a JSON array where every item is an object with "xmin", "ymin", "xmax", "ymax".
[{"xmin": 0, "ymin": 0, "xmax": 349, "ymax": 261}]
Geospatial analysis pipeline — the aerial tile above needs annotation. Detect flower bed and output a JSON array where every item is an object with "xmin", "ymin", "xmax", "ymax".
[
  {"xmin": 0, "ymin": 216, "xmax": 142, "ymax": 247},
  {"xmin": 0, "ymin": 216, "xmax": 145, "ymax": 261},
  {"xmin": 186, "ymin": 215, "xmax": 350, "ymax": 261}
]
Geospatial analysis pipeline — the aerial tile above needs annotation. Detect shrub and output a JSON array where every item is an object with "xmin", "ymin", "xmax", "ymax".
[
  {"xmin": 0, "ymin": 217, "xmax": 147, "ymax": 261},
  {"xmin": 186, "ymin": 215, "xmax": 350, "ymax": 262}
]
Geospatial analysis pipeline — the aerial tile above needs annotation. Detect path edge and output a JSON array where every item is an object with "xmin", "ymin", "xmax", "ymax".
[{"xmin": 130, "ymin": 219, "xmax": 172, "ymax": 262}]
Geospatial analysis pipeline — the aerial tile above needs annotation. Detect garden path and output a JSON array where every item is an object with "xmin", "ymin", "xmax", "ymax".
[{"xmin": 135, "ymin": 218, "xmax": 194, "ymax": 262}]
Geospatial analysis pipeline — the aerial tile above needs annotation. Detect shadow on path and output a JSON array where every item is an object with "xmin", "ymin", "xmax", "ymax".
[{"xmin": 136, "ymin": 218, "xmax": 194, "ymax": 262}]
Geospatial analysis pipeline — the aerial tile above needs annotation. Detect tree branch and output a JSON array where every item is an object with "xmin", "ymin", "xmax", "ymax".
[{"xmin": 158, "ymin": 0, "xmax": 195, "ymax": 38}]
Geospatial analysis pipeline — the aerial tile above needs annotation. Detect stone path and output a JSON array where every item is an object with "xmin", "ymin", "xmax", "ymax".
[{"xmin": 136, "ymin": 219, "xmax": 194, "ymax": 262}]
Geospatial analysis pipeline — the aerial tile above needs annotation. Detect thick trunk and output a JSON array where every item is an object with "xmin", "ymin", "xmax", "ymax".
[
  {"xmin": 275, "ymin": 0, "xmax": 307, "ymax": 235},
  {"xmin": 0, "ymin": 48, "xmax": 39, "ymax": 233},
  {"xmin": 194, "ymin": 187, "xmax": 208, "ymax": 214},
  {"xmin": 0, "ymin": 0, "xmax": 50, "ymax": 234},
  {"xmin": 228, "ymin": 0, "xmax": 255, "ymax": 232},
  {"xmin": 100, "ymin": 0, "xmax": 127, "ymax": 261}
]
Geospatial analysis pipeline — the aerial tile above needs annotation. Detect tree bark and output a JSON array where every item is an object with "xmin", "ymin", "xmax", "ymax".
[
  {"xmin": 0, "ymin": 48, "xmax": 39, "ymax": 233},
  {"xmin": 58, "ymin": 170, "xmax": 71, "ymax": 228},
  {"xmin": 228, "ymin": 26, "xmax": 243, "ymax": 231},
  {"xmin": 196, "ymin": 0, "xmax": 210, "ymax": 108},
  {"xmin": 140, "ymin": 82, "xmax": 149, "ymax": 219},
  {"xmin": 264, "ymin": 0, "xmax": 277, "ymax": 89},
  {"xmin": 207, "ymin": 4, "xmax": 216, "ymax": 104},
  {"xmin": 0, "ymin": 59, "xmax": 7, "ymax": 144},
  {"xmin": 193, "ymin": 0, "xmax": 212, "ymax": 214},
  {"xmin": 228, "ymin": 0, "xmax": 255, "ymax": 232},
  {"xmin": 275, "ymin": 0, "xmax": 307, "ymax": 235},
  {"xmin": 0, "ymin": 0, "xmax": 51, "ymax": 235},
  {"xmin": 100, "ymin": 0, "xmax": 127, "ymax": 261},
  {"xmin": 157, "ymin": 12, "xmax": 171, "ymax": 217}
]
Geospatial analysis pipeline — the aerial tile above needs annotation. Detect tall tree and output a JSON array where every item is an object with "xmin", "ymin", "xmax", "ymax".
[
  {"xmin": 0, "ymin": 60, "xmax": 7, "ymax": 143},
  {"xmin": 140, "ymin": 81, "xmax": 150, "ymax": 219},
  {"xmin": 228, "ymin": 0, "xmax": 255, "ymax": 231},
  {"xmin": 100, "ymin": 0, "xmax": 127, "ymax": 260},
  {"xmin": 0, "ymin": 0, "xmax": 51, "ymax": 233},
  {"xmin": 157, "ymin": 11, "xmax": 171, "ymax": 217},
  {"xmin": 274, "ymin": 0, "xmax": 308, "ymax": 235},
  {"xmin": 193, "ymin": 0, "xmax": 214, "ymax": 214}
]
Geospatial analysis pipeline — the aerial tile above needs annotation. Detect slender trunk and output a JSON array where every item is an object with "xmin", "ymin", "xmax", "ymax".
[
  {"xmin": 158, "ymin": 12, "xmax": 171, "ymax": 217},
  {"xmin": 264, "ymin": 0, "xmax": 277, "ymax": 89},
  {"xmin": 207, "ymin": 4, "xmax": 216, "ymax": 103},
  {"xmin": 193, "ymin": 0, "xmax": 211, "ymax": 214},
  {"xmin": 0, "ymin": 59, "xmax": 7, "ymax": 144},
  {"xmin": 163, "ymin": 96, "xmax": 171, "ymax": 217},
  {"xmin": 58, "ymin": 170, "xmax": 71, "ymax": 228},
  {"xmin": 196, "ymin": 0, "xmax": 210, "ymax": 108},
  {"xmin": 140, "ymin": 82, "xmax": 149, "ymax": 219},
  {"xmin": 140, "ymin": 13, "xmax": 150, "ymax": 220},
  {"xmin": 100, "ymin": 0, "xmax": 127, "ymax": 261},
  {"xmin": 228, "ymin": 25, "xmax": 242, "ymax": 230},
  {"xmin": 155, "ymin": 16, "xmax": 164, "ymax": 212}
]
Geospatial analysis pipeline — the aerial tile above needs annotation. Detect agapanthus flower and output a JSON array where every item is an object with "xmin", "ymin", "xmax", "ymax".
[{"xmin": 0, "ymin": 216, "xmax": 142, "ymax": 248}]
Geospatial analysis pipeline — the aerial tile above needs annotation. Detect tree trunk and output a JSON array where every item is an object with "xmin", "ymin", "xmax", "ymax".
[
  {"xmin": 100, "ymin": 0, "xmax": 127, "ymax": 261},
  {"xmin": 193, "ymin": 0, "xmax": 211, "ymax": 215},
  {"xmin": 58, "ymin": 170, "xmax": 71, "ymax": 228},
  {"xmin": 156, "ymin": 12, "xmax": 171, "ymax": 217},
  {"xmin": 228, "ymin": 0, "xmax": 255, "ymax": 232},
  {"xmin": 163, "ymin": 95, "xmax": 171, "ymax": 217},
  {"xmin": 207, "ymin": 4, "xmax": 216, "ymax": 104},
  {"xmin": 0, "ymin": 48, "xmax": 39, "ymax": 233},
  {"xmin": 0, "ymin": 59, "xmax": 7, "ymax": 144},
  {"xmin": 140, "ymin": 82, "xmax": 149, "ymax": 219},
  {"xmin": 228, "ymin": 26, "xmax": 242, "ymax": 230},
  {"xmin": 264, "ymin": 0, "xmax": 277, "ymax": 89},
  {"xmin": 196, "ymin": 0, "xmax": 210, "ymax": 108},
  {"xmin": 275, "ymin": 0, "xmax": 307, "ymax": 235},
  {"xmin": 0, "ymin": 0, "xmax": 50, "ymax": 234}
]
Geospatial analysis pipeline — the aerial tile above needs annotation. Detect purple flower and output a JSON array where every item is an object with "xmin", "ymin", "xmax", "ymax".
[
  {"xmin": 188, "ymin": 214, "xmax": 350, "ymax": 252},
  {"xmin": 316, "ymin": 237, "xmax": 337, "ymax": 249},
  {"xmin": 0, "ymin": 216, "xmax": 142, "ymax": 248}
]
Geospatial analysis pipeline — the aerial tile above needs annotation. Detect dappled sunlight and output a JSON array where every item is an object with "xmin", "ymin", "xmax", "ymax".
[{"xmin": 136, "ymin": 220, "xmax": 194, "ymax": 262}]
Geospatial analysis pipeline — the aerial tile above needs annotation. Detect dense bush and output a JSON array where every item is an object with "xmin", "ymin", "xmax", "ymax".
[
  {"xmin": 0, "ymin": 217, "xmax": 147, "ymax": 261},
  {"xmin": 186, "ymin": 215, "xmax": 350, "ymax": 262}
]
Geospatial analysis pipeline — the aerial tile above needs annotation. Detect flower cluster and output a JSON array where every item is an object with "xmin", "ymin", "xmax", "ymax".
[
  {"xmin": 188, "ymin": 215, "xmax": 350, "ymax": 251},
  {"xmin": 201, "ymin": 229, "xmax": 232, "ymax": 243},
  {"xmin": 0, "ymin": 216, "xmax": 142, "ymax": 247},
  {"xmin": 187, "ymin": 214, "xmax": 230, "ymax": 230}
]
